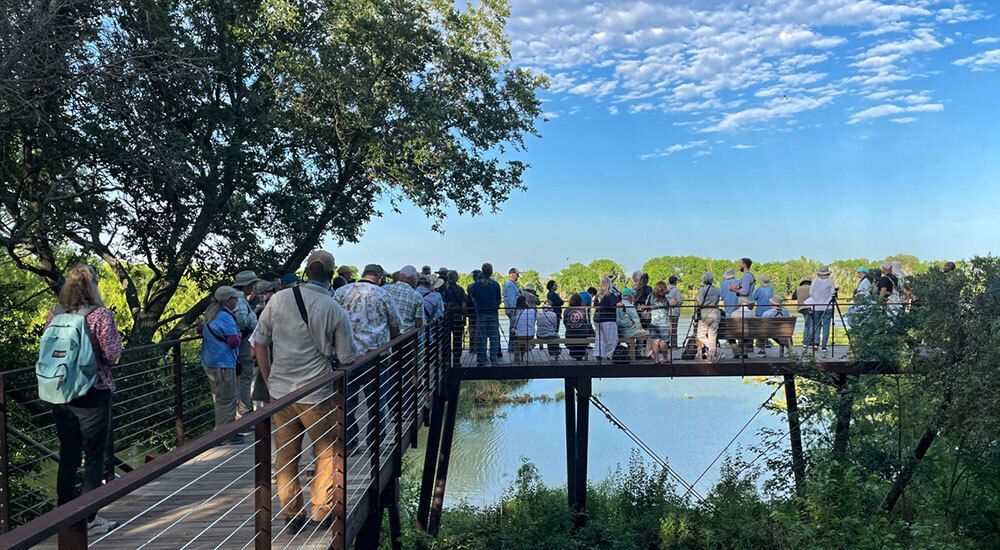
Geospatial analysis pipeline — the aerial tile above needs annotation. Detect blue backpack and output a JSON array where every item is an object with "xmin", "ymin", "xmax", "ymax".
[{"xmin": 36, "ymin": 308, "xmax": 99, "ymax": 404}]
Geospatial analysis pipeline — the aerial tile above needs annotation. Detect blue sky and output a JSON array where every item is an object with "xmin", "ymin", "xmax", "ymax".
[{"xmin": 329, "ymin": 0, "xmax": 1000, "ymax": 275}]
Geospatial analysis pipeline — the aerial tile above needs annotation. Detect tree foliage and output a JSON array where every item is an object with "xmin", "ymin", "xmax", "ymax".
[{"xmin": 1, "ymin": 0, "xmax": 542, "ymax": 344}]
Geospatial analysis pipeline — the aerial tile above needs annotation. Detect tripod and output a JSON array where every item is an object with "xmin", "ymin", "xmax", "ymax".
[{"xmin": 825, "ymin": 288, "xmax": 851, "ymax": 358}]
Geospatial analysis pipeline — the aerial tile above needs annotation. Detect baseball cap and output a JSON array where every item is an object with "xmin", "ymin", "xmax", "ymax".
[
  {"xmin": 400, "ymin": 265, "xmax": 417, "ymax": 278},
  {"xmin": 363, "ymin": 263, "xmax": 385, "ymax": 278},
  {"xmin": 509, "ymin": 267, "xmax": 519, "ymax": 274},
  {"xmin": 280, "ymin": 273, "xmax": 299, "ymax": 285},
  {"xmin": 214, "ymin": 285, "xmax": 241, "ymax": 303},
  {"xmin": 306, "ymin": 250, "xmax": 335, "ymax": 272}
]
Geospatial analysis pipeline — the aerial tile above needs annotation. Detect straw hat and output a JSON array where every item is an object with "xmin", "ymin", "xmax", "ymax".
[{"xmin": 817, "ymin": 265, "xmax": 831, "ymax": 277}]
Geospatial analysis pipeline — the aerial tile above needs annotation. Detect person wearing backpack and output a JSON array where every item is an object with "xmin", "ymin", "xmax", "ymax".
[
  {"xmin": 38, "ymin": 264, "xmax": 122, "ymax": 536},
  {"xmin": 198, "ymin": 286, "xmax": 244, "ymax": 445}
]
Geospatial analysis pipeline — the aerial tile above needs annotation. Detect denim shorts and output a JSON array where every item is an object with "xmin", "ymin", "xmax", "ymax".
[{"xmin": 648, "ymin": 326, "xmax": 666, "ymax": 340}]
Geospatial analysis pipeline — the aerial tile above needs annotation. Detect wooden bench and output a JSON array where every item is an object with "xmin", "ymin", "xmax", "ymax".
[
  {"xmin": 519, "ymin": 336, "xmax": 648, "ymax": 361},
  {"xmin": 717, "ymin": 316, "xmax": 797, "ymax": 356}
]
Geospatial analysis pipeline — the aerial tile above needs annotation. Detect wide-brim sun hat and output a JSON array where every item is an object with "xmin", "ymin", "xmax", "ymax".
[
  {"xmin": 760, "ymin": 274, "xmax": 772, "ymax": 284},
  {"xmin": 432, "ymin": 276, "xmax": 445, "ymax": 290},
  {"xmin": 233, "ymin": 270, "xmax": 261, "ymax": 288},
  {"xmin": 817, "ymin": 265, "xmax": 832, "ymax": 277},
  {"xmin": 770, "ymin": 295, "xmax": 784, "ymax": 306},
  {"xmin": 723, "ymin": 268, "xmax": 737, "ymax": 278}
]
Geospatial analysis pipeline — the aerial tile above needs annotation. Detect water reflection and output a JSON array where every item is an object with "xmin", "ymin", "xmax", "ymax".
[{"xmin": 434, "ymin": 377, "xmax": 787, "ymax": 508}]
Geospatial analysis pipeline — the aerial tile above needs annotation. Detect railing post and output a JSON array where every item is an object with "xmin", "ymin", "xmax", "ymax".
[
  {"xmin": 331, "ymin": 374, "xmax": 347, "ymax": 550},
  {"xmin": 57, "ymin": 519, "xmax": 87, "ymax": 549},
  {"xmin": 0, "ymin": 374, "xmax": 11, "ymax": 534},
  {"xmin": 393, "ymin": 342, "xmax": 404, "ymax": 473},
  {"xmin": 172, "ymin": 342, "xmax": 185, "ymax": 448},
  {"xmin": 253, "ymin": 416, "xmax": 272, "ymax": 550},
  {"xmin": 370, "ymin": 356, "xmax": 383, "ymax": 509}
]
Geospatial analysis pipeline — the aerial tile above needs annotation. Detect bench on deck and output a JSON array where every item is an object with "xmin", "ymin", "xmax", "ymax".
[
  {"xmin": 519, "ymin": 335, "xmax": 648, "ymax": 361},
  {"xmin": 718, "ymin": 316, "xmax": 797, "ymax": 356}
]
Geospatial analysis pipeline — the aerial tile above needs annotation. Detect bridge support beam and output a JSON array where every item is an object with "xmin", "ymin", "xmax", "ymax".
[
  {"xmin": 783, "ymin": 375, "xmax": 806, "ymax": 497},
  {"xmin": 415, "ymin": 373, "xmax": 447, "ymax": 533},
  {"xmin": 832, "ymin": 374, "xmax": 856, "ymax": 463},
  {"xmin": 569, "ymin": 377, "xmax": 591, "ymax": 529},
  {"xmin": 428, "ymin": 377, "xmax": 460, "ymax": 536},
  {"xmin": 563, "ymin": 378, "xmax": 576, "ymax": 508}
]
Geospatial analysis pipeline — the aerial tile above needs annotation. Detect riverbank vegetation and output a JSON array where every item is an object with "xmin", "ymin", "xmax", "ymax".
[{"xmin": 392, "ymin": 258, "xmax": 1000, "ymax": 549}]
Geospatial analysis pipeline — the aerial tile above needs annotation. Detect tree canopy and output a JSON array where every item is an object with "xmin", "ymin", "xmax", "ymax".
[{"xmin": 1, "ymin": 0, "xmax": 543, "ymax": 343}]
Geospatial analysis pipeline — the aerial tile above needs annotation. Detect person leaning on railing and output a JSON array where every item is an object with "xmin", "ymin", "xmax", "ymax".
[
  {"xmin": 198, "ymin": 286, "xmax": 244, "ymax": 445},
  {"xmin": 41, "ymin": 264, "xmax": 123, "ymax": 536},
  {"xmin": 253, "ymin": 249, "xmax": 357, "ymax": 534}
]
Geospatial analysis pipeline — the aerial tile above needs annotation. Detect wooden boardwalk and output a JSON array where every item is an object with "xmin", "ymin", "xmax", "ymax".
[
  {"xmin": 34, "ymin": 408, "xmax": 416, "ymax": 549},
  {"xmin": 27, "ymin": 344, "xmax": 864, "ymax": 549}
]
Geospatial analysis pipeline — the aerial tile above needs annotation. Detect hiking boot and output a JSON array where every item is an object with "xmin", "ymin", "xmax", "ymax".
[
  {"xmin": 87, "ymin": 515, "xmax": 118, "ymax": 536},
  {"xmin": 309, "ymin": 517, "xmax": 333, "ymax": 531},
  {"xmin": 285, "ymin": 515, "xmax": 307, "ymax": 534}
]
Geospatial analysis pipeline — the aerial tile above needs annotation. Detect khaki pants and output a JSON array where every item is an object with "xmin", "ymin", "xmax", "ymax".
[
  {"xmin": 697, "ymin": 310, "xmax": 720, "ymax": 359},
  {"xmin": 273, "ymin": 398, "xmax": 339, "ymax": 521},
  {"xmin": 236, "ymin": 353, "xmax": 255, "ymax": 416},
  {"xmin": 203, "ymin": 367, "xmax": 238, "ymax": 429}
]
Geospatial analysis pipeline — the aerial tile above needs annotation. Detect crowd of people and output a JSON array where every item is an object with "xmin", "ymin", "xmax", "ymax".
[{"xmin": 36, "ymin": 253, "xmax": 948, "ymax": 536}]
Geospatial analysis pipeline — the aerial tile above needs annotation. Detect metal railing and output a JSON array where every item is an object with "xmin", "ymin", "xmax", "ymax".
[
  {"xmin": 0, "ymin": 335, "xmax": 213, "ymax": 532},
  {"xmin": 459, "ymin": 300, "xmax": 859, "ymax": 369},
  {"xmin": 0, "ymin": 317, "xmax": 452, "ymax": 549}
]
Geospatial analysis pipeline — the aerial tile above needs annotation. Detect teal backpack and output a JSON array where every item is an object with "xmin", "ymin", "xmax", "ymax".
[{"xmin": 36, "ymin": 307, "xmax": 99, "ymax": 404}]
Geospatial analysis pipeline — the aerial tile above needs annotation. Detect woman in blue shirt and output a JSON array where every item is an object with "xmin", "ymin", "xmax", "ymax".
[{"xmin": 199, "ymin": 286, "xmax": 243, "ymax": 442}]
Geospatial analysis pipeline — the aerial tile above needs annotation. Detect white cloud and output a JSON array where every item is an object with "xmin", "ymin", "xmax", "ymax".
[
  {"xmin": 703, "ymin": 95, "xmax": 834, "ymax": 132},
  {"xmin": 848, "ymin": 102, "xmax": 944, "ymax": 124},
  {"xmin": 937, "ymin": 2, "xmax": 988, "ymax": 24},
  {"xmin": 779, "ymin": 71, "xmax": 827, "ymax": 86},
  {"xmin": 954, "ymin": 49, "xmax": 1000, "ymax": 70},
  {"xmin": 731, "ymin": 144, "xmax": 756, "ymax": 149},
  {"xmin": 639, "ymin": 140, "xmax": 708, "ymax": 159},
  {"xmin": 608, "ymin": 105, "xmax": 619, "ymax": 115},
  {"xmin": 541, "ymin": 111, "xmax": 560, "ymax": 120},
  {"xmin": 973, "ymin": 37, "xmax": 1000, "ymax": 45},
  {"xmin": 892, "ymin": 117, "xmax": 917, "ymax": 123},
  {"xmin": 508, "ymin": 0, "xmax": 993, "ymax": 133}
]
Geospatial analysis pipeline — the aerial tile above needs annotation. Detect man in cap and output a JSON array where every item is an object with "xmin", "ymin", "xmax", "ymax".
[
  {"xmin": 750, "ymin": 273, "xmax": 775, "ymax": 355},
  {"xmin": 231, "ymin": 270, "xmax": 261, "ymax": 416},
  {"xmin": 332, "ymin": 266, "xmax": 354, "ymax": 291},
  {"xmin": 416, "ymin": 274, "xmax": 444, "ymax": 321},
  {"xmin": 333, "ymin": 263, "xmax": 401, "ymax": 445},
  {"xmin": 720, "ymin": 268, "xmax": 740, "ymax": 316},
  {"xmin": 468, "ymin": 263, "xmax": 502, "ymax": 366},
  {"xmin": 253, "ymin": 250, "xmax": 356, "ymax": 533},
  {"xmin": 383, "ymin": 266, "xmax": 425, "ymax": 334},
  {"xmin": 503, "ymin": 268, "xmax": 521, "ymax": 353},
  {"xmin": 421, "ymin": 266, "xmax": 432, "ymax": 276}
]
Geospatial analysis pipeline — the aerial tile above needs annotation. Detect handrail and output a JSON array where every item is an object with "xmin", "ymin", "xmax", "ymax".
[
  {"xmin": 0, "ymin": 335, "xmax": 202, "ymax": 378},
  {"xmin": 0, "ymin": 317, "xmax": 450, "ymax": 549},
  {"xmin": 0, "ymin": 363, "xmax": 348, "ymax": 550}
]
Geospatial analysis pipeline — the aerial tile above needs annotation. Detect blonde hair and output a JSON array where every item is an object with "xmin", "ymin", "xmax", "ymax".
[
  {"xmin": 58, "ymin": 264, "xmax": 104, "ymax": 312},
  {"xmin": 595, "ymin": 277, "xmax": 613, "ymax": 302}
]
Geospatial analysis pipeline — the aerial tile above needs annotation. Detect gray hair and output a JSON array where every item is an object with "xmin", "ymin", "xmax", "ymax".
[{"xmin": 702, "ymin": 271, "xmax": 715, "ymax": 285}]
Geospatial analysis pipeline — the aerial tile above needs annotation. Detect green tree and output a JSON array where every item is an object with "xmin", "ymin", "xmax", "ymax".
[{"xmin": 1, "ymin": 0, "xmax": 543, "ymax": 345}]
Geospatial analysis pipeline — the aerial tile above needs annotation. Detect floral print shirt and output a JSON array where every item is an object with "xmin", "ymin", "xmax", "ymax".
[{"xmin": 332, "ymin": 281, "xmax": 402, "ymax": 354}]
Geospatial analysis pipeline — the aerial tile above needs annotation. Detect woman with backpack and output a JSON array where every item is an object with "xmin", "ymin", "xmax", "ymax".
[
  {"xmin": 199, "ymin": 286, "xmax": 244, "ymax": 445},
  {"xmin": 40, "ymin": 265, "xmax": 122, "ymax": 535}
]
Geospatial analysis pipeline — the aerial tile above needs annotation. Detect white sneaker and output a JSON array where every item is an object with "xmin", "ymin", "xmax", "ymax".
[{"xmin": 87, "ymin": 515, "xmax": 118, "ymax": 536}]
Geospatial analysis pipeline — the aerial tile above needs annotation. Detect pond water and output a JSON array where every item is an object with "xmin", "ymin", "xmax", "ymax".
[{"xmin": 427, "ymin": 376, "xmax": 788, "ymax": 508}]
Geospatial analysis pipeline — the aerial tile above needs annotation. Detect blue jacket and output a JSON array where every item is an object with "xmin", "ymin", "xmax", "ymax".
[
  {"xmin": 469, "ymin": 278, "xmax": 502, "ymax": 313},
  {"xmin": 751, "ymin": 285, "xmax": 774, "ymax": 317},
  {"xmin": 200, "ymin": 310, "xmax": 240, "ymax": 369},
  {"xmin": 720, "ymin": 277, "xmax": 739, "ymax": 315}
]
